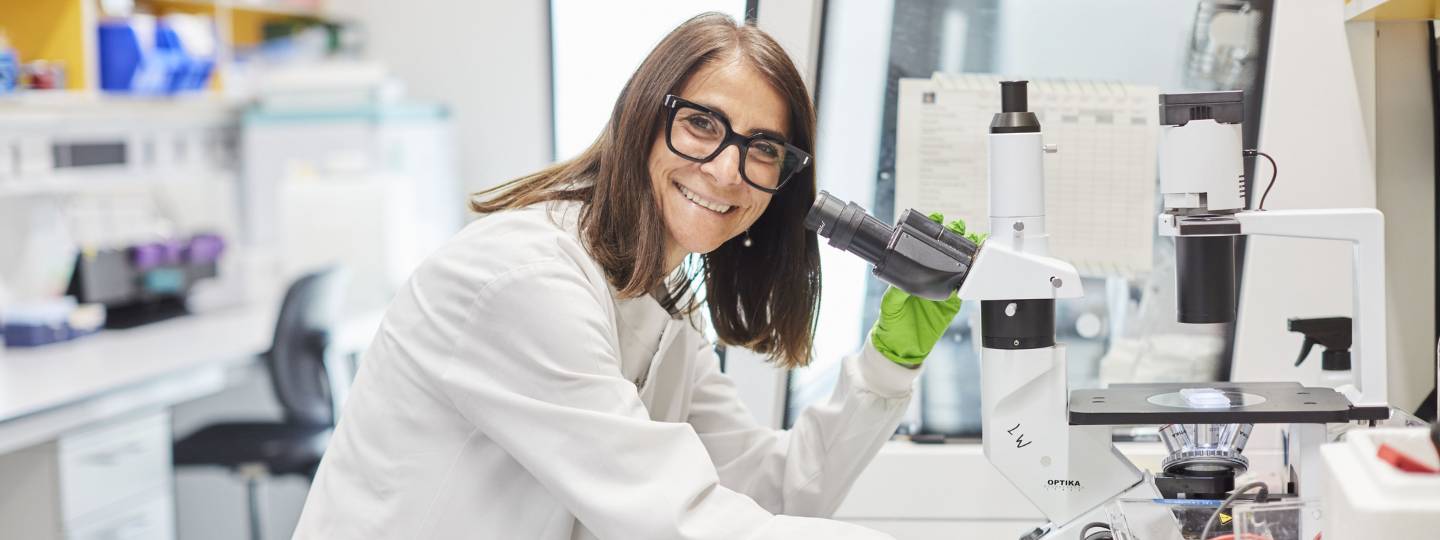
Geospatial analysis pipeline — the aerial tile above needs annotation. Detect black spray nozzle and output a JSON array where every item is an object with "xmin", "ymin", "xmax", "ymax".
[
  {"xmin": 1000, "ymin": 80, "xmax": 1029, "ymax": 113},
  {"xmin": 805, "ymin": 191, "xmax": 979, "ymax": 301},
  {"xmin": 1287, "ymin": 316, "xmax": 1352, "ymax": 370}
]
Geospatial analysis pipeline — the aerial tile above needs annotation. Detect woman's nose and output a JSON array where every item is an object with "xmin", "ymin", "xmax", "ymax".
[{"xmin": 700, "ymin": 144, "xmax": 744, "ymax": 187}]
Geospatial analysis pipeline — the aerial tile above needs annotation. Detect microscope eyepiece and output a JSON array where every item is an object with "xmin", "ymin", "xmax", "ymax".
[
  {"xmin": 806, "ymin": 191, "xmax": 978, "ymax": 301},
  {"xmin": 805, "ymin": 191, "xmax": 892, "ymax": 266},
  {"xmin": 1000, "ymin": 80, "xmax": 1029, "ymax": 113}
]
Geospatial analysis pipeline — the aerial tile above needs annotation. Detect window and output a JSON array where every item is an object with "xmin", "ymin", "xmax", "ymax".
[{"xmin": 549, "ymin": 0, "xmax": 750, "ymax": 161}]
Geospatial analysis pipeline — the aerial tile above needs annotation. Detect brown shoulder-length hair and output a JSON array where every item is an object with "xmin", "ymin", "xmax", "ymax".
[{"xmin": 470, "ymin": 13, "xmax": 820, "ymax": 368}]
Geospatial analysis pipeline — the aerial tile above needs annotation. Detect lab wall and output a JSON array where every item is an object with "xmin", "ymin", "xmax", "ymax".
[{"xmin": 342, "ymin": 0, "xmax": 554, "ymax": 195}]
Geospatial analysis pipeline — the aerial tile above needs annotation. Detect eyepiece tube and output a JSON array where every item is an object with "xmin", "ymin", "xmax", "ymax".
[
  {"xmin": 1176, "ymin": 235, "xmax": 1237, "ymax": 323},
  {"xmin": 806, "ymin": 191, "xmax": 979, "ymax": 301},
  {"xmin": 806, "ymin": 191, "xmax": 893, "ymax": 266},
  {"xmin": 1000, "ymin": 80, "xmax": 1029, "ymax": 113}
]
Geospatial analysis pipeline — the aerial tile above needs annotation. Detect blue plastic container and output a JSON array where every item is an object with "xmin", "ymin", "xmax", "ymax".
[
  {"xmin": 99, "ymin": 17, "xmax": 213, "ymax": 94},
  {"xmin": 0, "ymin": 46, "xmax": 18, "ymax": 93},
  {"xmin": 98, "ymin": 20, "xmax": 145, "ymax": 92}
]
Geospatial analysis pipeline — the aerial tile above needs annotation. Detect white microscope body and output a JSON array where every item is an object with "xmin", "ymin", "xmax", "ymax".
[
  {"xmin": 1156, "ymin": 91, "xmax": 1389, "ymax": 410},
  {"xmin": 959, "ymin": 81, "xmax": 1158, "ymax": 539}
]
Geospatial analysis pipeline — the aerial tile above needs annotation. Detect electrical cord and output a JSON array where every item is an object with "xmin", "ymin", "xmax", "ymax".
[
  {"xmin": 1199, "ymin": 481, "xmax": 1270, "ymax": 540},
  {"xmin": 1244, "ymin": 149, "xmax": 1278, "ymax": 210},
  {"xmin": 1078, "ymin": 521, "xmax": 1113, "ymax": 540}
]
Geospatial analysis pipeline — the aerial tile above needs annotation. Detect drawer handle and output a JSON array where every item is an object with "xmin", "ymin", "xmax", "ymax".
[{"xmin": 84, "ymin": 442, "xmax": 146, "ymax": 466}]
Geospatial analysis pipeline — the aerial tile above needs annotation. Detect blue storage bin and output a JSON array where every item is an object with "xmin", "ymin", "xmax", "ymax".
[
  {"xmin": 98, "ymin": 20, "xmax": 143, "ymax": 92},
  {"xmin": 99, "ymin": 16, "xmax": 214, "ymax": 94}
]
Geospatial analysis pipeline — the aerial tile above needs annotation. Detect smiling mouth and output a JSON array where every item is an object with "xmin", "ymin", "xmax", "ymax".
[{"xmin": 675, "ymin": 182, "xmax": 734, "ymax": 214}]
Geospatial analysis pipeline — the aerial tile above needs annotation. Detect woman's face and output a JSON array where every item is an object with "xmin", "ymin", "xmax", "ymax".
[{"xmin": 649, "ymin": 57, "xmax": 789, "ymax": 267}]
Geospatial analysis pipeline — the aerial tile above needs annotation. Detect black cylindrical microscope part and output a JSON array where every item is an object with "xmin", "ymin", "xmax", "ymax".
[
  {"xmin": 991, "ymin": 81, "xmax": 1041, "ymax": 134},
  {"xmin": 1000, "ymin": 80, "xmax": 1029, "ymax": 113},
  {"xmin": 981, "ymin": 300, "xmax": 1056, "ymax": 349},
  {"xmin": 806, "ymin": 191, "xmax": 979, "ymax": 301},
  {"xmin": 805, "ymin": 191, "xmax": 893, "ymax": 266},
  {"xmin": 1176, "ymin": 235, "xmax": 1238, "ymax": 323}
]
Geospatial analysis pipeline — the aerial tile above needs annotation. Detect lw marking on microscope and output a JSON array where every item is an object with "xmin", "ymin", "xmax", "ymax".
[{"xmin": 1006, "ymin": 423, "xmax": 1033, "ymax": 449}]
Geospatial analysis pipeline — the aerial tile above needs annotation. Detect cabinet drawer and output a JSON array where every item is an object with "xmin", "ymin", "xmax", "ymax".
[
  {"xmin": 65, "ymin": 491, "xmax": 174, "ymax": 540},
  {"xmin": 58, "ymin": 413, "xmax": 171, "ymax": 523}
]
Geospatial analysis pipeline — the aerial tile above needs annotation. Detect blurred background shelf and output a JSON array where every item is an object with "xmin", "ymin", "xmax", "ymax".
[
  {"xmin": 0, "ymin": 0, "xmax": 349, "ymax": 100},
  {"xmin": 1346, "ymin": 0, "xmax": 1440, "ymax": 20}
]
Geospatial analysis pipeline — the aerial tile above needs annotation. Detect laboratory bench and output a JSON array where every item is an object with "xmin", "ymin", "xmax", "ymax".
[{"xmin": 0, "ymin": 299, "xmax": 381, "ymax": 540}]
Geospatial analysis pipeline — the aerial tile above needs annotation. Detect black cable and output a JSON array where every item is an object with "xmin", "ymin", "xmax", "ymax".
[
  {"xmin": 1199, "ymin": 481, "xmax": 1269, "ymax": 540},
  {"xmin": 1244, "ymin": 149, "xmax": 1279, "ymax": 210},
  {"xmin": 1079, "ymin": 521, "xmax": 1113, "ymax": 540},
  {"xmin": 1244, "ymin": 149, "xmax": 1278, "ymax": 211}
]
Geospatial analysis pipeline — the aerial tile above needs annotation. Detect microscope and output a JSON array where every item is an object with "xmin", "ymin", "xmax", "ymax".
[
  {"xmin": 808, "ymin": 84, "xmax": 1392, "ymax": 539},
  {"xmin": 810, "ymin": 81, "xmax": 1156, "ymax": 539}
]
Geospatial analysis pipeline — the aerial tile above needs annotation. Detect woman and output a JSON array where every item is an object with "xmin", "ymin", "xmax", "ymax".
[{"xmin": 295, "ymin": 13, "xmax": 967, "ymax": 540}]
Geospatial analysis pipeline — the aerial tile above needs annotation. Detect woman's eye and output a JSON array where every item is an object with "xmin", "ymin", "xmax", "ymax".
[
  {"xmin": 753, "ymin": 141, "xmax": 780, "ymax": 159},
  {"xmin": 687, "ymin": 115, "xmax": 716, "ymax": 132}
]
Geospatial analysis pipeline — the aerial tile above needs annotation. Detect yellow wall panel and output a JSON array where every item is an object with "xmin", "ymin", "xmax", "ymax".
[{"xmin": 0, "ymin": 0, "xmax": 89, "ymax": 89}]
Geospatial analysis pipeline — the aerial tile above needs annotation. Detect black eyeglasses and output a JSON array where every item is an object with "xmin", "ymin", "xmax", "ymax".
[{"xmin": 661, "ymin": 94, "xmax": 812, "ymax": 194}]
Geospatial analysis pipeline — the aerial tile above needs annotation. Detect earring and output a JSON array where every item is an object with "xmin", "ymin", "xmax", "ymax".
[{"xmin": 742, "ymin": 229, "xmax": 753, "ymax": 247}]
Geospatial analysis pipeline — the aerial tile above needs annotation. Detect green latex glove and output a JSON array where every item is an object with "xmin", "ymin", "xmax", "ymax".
[{"xmin": 870, "ymin": 213, "xmax": 986, "ymax": 368}]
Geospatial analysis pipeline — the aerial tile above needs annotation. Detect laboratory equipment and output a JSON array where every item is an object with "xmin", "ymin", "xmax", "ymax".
[
  {"xmin": 1319, "ymin": 427, "xmax": 1440, "ymax": 539},
  {"xmin": 814, "ymin": 83, "xmax": 1395, "ymax": 539},
  {"xmin": 805, "ymin": 194, "xmax": 979, "ymax": 301},
  {"xmin": 811, "ymin": 81, "xmax": 1154, "ymax": 539},
  {"xmin": 1066, "ymin": 89, "xmax": 1394, "ymax": 539},
  {"xmin": 67, "ymin": 233, "xmax": 227, "ymax": 328},
  {"xmin": 1155, "ymin": 422, "xmax": 1253, "ymax": 500},
  {"xmin": 1155, "ymin": 90, "xmax": 1388, "ymax": 409},
  {"xmin": 1, "ymin": 297, "xmax": 105, "ymax": 347}
]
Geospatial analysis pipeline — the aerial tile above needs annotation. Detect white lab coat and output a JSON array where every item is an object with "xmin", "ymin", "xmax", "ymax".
[{"xmin": 293, "ymin": 201, "xmax": 919, "ymax": 539}]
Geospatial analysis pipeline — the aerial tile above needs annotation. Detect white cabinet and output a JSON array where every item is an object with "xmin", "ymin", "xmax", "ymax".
[
  {"xmin": 0, "ymin": 411, "xmax": 175, "ymax": 540},
  {"xmin": 67, "ymin": 490, "xmax": 174, "ymax": 540}
]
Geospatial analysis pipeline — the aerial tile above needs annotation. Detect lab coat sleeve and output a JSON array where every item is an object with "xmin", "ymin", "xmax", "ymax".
[
  {"xmin": 435, "ymin": 260, "xmax": 894, "ymax": 540},
  {"xmin": 686, "ymin": 337, "xmax": 920, "ymax": 517}
]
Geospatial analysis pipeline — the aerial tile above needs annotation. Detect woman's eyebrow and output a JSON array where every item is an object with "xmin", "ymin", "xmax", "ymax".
[{"xmin": 695, "ymin": 99, "xmax": 788, "ymax": 140}]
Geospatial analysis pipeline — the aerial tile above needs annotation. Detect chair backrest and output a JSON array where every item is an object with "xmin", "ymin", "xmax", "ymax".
[{"xmin": 267, "ymin": 267, "xmax": 348, "ymax": 426}]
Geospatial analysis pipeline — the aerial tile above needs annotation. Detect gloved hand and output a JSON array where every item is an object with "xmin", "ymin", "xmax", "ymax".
[{"xmin": 870, "ymin": 213, "xmax": 985, "ymax": 368}]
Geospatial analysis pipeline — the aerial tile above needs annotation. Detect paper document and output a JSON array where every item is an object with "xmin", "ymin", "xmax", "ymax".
[{"xmin": 896, "ymin": 74, "xmax": 1158, "ymax": 277}]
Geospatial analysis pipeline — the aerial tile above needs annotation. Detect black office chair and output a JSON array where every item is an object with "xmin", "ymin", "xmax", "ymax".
[{"xmin": 174, "ymin": 267, "xmax": 349, "ymax": 540}]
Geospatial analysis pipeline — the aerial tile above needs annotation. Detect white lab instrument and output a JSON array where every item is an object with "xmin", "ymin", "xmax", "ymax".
[
  {"xmin": 969, "ymin": 87, "xmax": 1391, "ymax": 540},
  {"xmin": 1320, "ymin": 426, "xmax": 1440, "ymax": 539},
  {"xmin": 956, "ymin": 81, "xmax": 1161, "ymax": 540}
]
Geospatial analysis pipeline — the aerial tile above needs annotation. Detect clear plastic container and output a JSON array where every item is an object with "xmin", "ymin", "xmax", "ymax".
[
  {"xmin": 1231, "ymin": 498, "xmax": 1320, "ymax": 540},
  {"xmin": 1106, "ymin": 498, "xmax": 1223, "ymax": 540}
]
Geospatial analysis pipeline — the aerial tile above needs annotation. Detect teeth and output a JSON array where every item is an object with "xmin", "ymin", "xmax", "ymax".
[{"xmin": 678, "ymin": 184, "xmax": 733, "ymax": 214}]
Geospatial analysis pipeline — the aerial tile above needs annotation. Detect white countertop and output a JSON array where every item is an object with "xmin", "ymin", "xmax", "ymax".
[
  {"xmin": 0, "ymin": 302, "xmax": 275, "ymax": 425},
  {"xmin": 0, "ymin": 300, "xmax": 383, "ymax": 454}
]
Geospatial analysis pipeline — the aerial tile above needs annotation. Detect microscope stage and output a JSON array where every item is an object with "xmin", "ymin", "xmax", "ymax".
[{"xmin": 1069, "ymin": 382, "xmax": 1389, "ymax": 425}]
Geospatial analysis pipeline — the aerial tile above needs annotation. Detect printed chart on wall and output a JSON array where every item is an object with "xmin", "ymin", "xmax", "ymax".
[{"xmin": 895, "ymin": 74, "xmax": 1158, "ymax": 277}]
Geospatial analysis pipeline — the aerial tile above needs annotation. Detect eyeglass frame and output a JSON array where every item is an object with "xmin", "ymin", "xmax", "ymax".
[{"xmin": 660, "ymin": 94, "xmax": 813, "ymax": 194}]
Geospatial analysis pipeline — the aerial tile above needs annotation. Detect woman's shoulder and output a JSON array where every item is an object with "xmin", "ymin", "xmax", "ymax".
[{"xmin": 420, "ymin": 200, "xmax": 606, "ymax": 297}]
